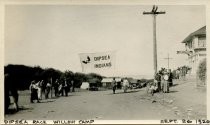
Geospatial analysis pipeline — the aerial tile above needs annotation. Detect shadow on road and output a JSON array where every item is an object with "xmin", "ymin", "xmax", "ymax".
[
  {"xmin": 107, "ymin": 90, "xmax": 142, "ymax": 95},
  {"xmin": 170, "ymin": 84, "xmax": 179, "ymax": 87},
  {"xmin": 49, "ymin": 94, "xmax": 81, "ymax": 99},
  {"xmin": 5, "ymin": 106, "xmax": 34, "ymax": 115},
  {"xmin": 18, "ymin": 106, "xmax": 33, "ymax": 111},
  {"xmin": 169, "ymin": 90, "xmax": 178, "ymax": 93},
  {"xmin": 38, "ymin": 100, "xmax": 55, "ymax": 103}
]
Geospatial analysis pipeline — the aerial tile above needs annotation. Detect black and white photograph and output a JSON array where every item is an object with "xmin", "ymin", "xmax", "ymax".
[{"xmin": 1, "ymin": 0, "xmax": 209, "ymax": 123}]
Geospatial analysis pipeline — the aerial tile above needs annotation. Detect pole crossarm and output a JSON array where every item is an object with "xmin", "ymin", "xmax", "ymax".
[
  {"xmin": 143, "ymin": 11, "xmax": 166, "ymax": 15},
  {"xmin": 143, "ymin": 5, "xmax": 166, "ymax": 15},
  {"xmin": 164, "ymin": 53, "xmax": 173, "ymax": 69}
]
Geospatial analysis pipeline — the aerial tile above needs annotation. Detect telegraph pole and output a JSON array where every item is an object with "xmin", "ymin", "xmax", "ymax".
[
  {"xmin": 164, "ymin": 53, "xmax": 173, "ymax": 69},
  {"xmin": 143, "ymin": 5, "xmax": 165, "ymax": 77}
]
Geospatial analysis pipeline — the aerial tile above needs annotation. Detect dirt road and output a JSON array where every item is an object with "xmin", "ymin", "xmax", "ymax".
[{"xmin": 5, "ymin": 80, "xmax": 206, "ymax": 120}]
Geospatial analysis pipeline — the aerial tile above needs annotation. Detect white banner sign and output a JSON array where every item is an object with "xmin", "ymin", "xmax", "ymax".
[{"xmin": 79, "ymin": 51, "xmax": 116, "ymax": 73}]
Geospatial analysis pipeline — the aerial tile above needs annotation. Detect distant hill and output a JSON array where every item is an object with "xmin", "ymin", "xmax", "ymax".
[
  {"xmin": 111, "ymin": 75, "xmax": 153, "ymax": 80},
  {"xmin": 123, "ymin": 75, "xmax": 153, "ymax": 79}
]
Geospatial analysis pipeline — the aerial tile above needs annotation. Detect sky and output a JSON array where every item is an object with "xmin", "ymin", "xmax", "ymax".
[{"xmin": 4, "ymin": 5, "xmax": 205, "ymax": 77}]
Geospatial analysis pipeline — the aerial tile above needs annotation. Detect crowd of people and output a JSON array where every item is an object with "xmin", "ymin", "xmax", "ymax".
[
  {"xmin": 4, "ymin": 73, "xmax": 76, "ymax": 113},
  {"xmin": 5, "ymin": 67, "xmax": 188, "ymax": 113},
  {"xmin": 29, "ymin": 79, "xmax": 75, "ymax": 103},
  {"xmin": 174, "ymin": 66, "xmax": 190, "ymax": 79},
  {"xmin": 147, "ymin": 68, "xmax": 173, "ymax": 95}
]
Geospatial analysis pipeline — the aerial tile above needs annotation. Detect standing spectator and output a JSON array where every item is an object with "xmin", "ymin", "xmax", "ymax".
[
  {"xmin": 39, "ymin": 80, "xmax": 44, "ymax": 99},
  {"xmin": 163, "ymin": 72, "xmax": 169, "ymax": 93},
  {"xmin": 176, "ymin": 69, "xmax": 180, "ymax": 79},
  {"xmin": 58, "ymin": 82, "xmax": 63, "ymax": 96},
  {"xmin": 4, "ymin": 74, "xmax": 10, "ymax": 113},
  {"xmin": 160, "ymin": 72, "xmax": 164, "ymax": 92},
  {"xmin": 29, "ymin": 80, "xmax": 40, "ymax": 103},
  {"xmin": 168, "ymin": 69, "xmax": 173, "ymax": 86},
  {"xmin": 112, "ymin": 78, "xmax": 117, "ymax": 94},
  {"xmin": 45, "ymin": 82, "xmax": 51, "ymax": 99},
  {"xmin": 36, "ymin": 81, "xmax": 42, "ymax": 100},
  {"xmin": 122, "ymin": 78, "xmax": 129, "ymax": 93},
  {"xmin": 64, "ymin": 79, "xmax": 69, "ymax": 96},
  {"xmin": 54, "ymin": 79, "xmax": 59, "ymax": 97},
  {"xmin": 181, "ymin": 67, "xmax": 186, "ymax": 80},
  {"xmin": 155, "ymin": 72, "xmax": 161, "ymax": 92},
  {"xmin": 71, "ymin": 80, "xmax": 75, "ymax": 92},
  {"xmin": 41, "ymin": 80, "xmax": 46, "ymax": 99},
  {"xmin": 5, "ymin": 73, "xmax": 19, "ymax": 112}
]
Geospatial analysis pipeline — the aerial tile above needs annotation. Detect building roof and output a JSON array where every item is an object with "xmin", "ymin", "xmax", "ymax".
[
  {"xmin": 182, "ymin": 26, "xmax": 206, "ymax": 43},
  {"xmin": 115, "ymin": 78, "xmax": 122, "ymax": 82},
  {"xmin": 88, "ymin": 78, "xmax": 100, "ymax": 83},
  {"xmin": 101, "ymin": 78, "xmax": 113, "ymax": 83},
  {"xmin": 101, "ymin": 77, "xmax": 122, "ymax": 83}
]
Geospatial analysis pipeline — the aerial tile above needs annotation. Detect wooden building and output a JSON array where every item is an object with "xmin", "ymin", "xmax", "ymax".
[{"xmin": 180, "ymin": 26, "xmax": 206, "ymax": 74}]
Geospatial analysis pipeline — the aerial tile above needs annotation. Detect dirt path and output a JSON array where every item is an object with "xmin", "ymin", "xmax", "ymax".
[
  {"xmin": 5, "ymin": 89, "xmax": 176, "ymax": 120},
  {"xmin": 5, "ymin": 80, "xmax": 206, "ymax": 120}
]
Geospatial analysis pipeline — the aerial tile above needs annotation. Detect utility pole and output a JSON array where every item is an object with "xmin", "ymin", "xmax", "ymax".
[
  {"xmin": 143, "ymin": 5, "xmax": 165, "ymax": 77},
  {"xmin": 164, "ymin": 53, "xmax": 173, "ymax": 69}
]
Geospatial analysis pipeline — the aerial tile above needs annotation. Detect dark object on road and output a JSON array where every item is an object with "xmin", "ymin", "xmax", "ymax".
[
  {"xmin": 140, "ymin": 82, "xmax": 147, "ymax": 88},
  {"xmin": 89, "ymin": 86, "xmax": 99, "ymax": 91},
  {"xmin": 152, "ymin": 100, "xmax": 156, "ymax": 103}
]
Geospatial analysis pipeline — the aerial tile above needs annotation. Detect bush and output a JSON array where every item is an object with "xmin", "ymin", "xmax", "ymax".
[{"xmin": 197, "ymin": 58, "xmax": 206, "ymax": 82}]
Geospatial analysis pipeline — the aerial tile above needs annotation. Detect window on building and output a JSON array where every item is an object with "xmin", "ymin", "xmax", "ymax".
[{"xmin": 198, "ymin": 37, "xmax": 206, "ymax": 47}]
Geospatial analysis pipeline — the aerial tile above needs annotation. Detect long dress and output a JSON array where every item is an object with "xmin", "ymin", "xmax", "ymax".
[
  {"xmin": 30, "ymin": 84, "xmax": 38, "ymax": 102},
  {"xmin": 36, "ymin": 82, "xmax": 41, "ymax": 100},
  {"xmin": 122, "ymin": 80, "xmax": 129, "ymax": 93},
  {"xmin": 163, "ymin": 80, "xmax": 169, "ymax": 93},
  {"xmin": 45, "ymin": 83, "xmax": 51, "ymax": 99}
]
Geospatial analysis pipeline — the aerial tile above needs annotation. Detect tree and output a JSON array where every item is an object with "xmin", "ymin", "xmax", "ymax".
[
  {"xmin": 73, "ymin": 72, "xmax": 87, "ymax": 88},
  {"xmin": 60, "ymin": 70, "xmax": 74, "ymax": 83},
  {"xmin": 197, "ymin": 58, "xmax": 206, "ymax": 83},
  {"xmin": 41, "ymin": 68, "xmax": 62, "ymax": 83},
  {"xmin": 4, "ymin": 64, "xmax": 35, "ymax": 90}
]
